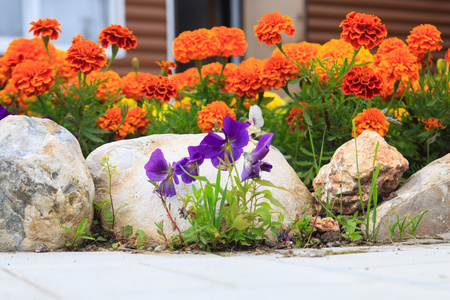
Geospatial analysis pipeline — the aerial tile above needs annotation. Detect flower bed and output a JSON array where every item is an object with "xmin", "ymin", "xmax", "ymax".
[{"xmin": 0, "ymin": 12, "xmax": 448, "ymax": 251}]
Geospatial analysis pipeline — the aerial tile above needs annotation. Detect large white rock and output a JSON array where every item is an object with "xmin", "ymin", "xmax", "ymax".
[
  {"xmin": 86, "ymin": 134, "xmax": 314, "ymax": 242},
  {"xmin": 0, "ymin": 116, "xmax": 95, "ymax": 251},
  {"xmin": 369, "ymin": 153, "xmax": 450, "ymax": 240},
  {"xmin": 313, "ymin": 130, "xmax": 408, "ymax": 215}
]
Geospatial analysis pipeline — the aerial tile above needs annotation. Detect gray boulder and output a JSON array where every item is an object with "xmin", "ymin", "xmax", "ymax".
[
  {"xmin": 0, "ymin": 116, "xmax": 94, "ymax": 251},
  {"xmin": 86, "ymin": 134, "xmax": 314, "ymax": 242},
  {"xmin": 369, "ymin": 153, "xmax": 450, "ymax": 240}
]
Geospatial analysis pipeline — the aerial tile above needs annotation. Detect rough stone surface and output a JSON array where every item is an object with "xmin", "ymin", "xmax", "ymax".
[
  {"xmin": 86, "ymin": 134, "xmax": 314, "ymax": 242},
  {"xmin": 310, "ymin": 217, "xmax": 340, "ymax": 232},
  {"xmin": 369, "ymin": 153, "xmax": 450, "ymax": 240},
  {"xmin": 0, "ymin": 116, "xmax": 95, "ymax": 251},
  {"xmin": 313, "ymin": 130, "xmax": 408, "ymax": 215}
]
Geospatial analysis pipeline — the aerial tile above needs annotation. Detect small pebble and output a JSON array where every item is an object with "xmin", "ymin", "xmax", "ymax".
[{"xmin": 34, "ymin": 243, "xmax": 49, "ymax": 253}]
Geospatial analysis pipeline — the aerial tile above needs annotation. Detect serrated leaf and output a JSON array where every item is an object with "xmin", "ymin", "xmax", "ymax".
[
  {"xmin": 82, "ymin": 127, "xmax": 110, "ymax": 134},
  {"xmin": 81, "ymin": 130, "xmax": 105, "ymax": 143}
]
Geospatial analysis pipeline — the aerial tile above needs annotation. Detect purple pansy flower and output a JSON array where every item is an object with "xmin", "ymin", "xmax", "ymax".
[
  {"xmin": 0, "ymin": 104, "xmax": 11, "ymax": 121},
  {"xmin": 241, "ymin": 133, "xmax": 274, "ymax": 181},
  {"xmin": 175, "ymin": 144, "xmax": 207, "ymax": 184},
  {"xmin": 201, "ymin": 116, "xmax": 250, "ymax": 169},
  {"xmin": 144, "ymin": 148, "xmax": 179, "ymax": 197}
]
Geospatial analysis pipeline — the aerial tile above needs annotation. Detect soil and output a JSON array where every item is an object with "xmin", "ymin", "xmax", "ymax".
[{"xmin": 45, "ymin": 223, "xmax": 448, "ymax": 256}]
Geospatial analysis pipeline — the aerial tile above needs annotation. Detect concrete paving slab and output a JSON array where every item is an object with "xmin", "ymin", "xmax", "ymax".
[{"xmin": 1, "ymin": 243, "xmax": 449, "ymax": 300}]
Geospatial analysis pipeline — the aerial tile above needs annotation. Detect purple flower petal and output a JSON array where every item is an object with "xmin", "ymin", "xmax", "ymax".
[
  {"xmin": 260, "ymin": 162, "xmax": 273, "ymax": 172},
  {"xmin": 158, "ymin": 177, "xmax": 177, "ymax": 197},
  {"xmin": 240, "ymin": 133, "xmax": 274, "ymax": 181},
  {"xmin": 0, "ymin": 104, "xmax": 11, "ymax": 121},
  {"xmin": 223, "ymin": 116, "xmax": 250, "ymax": 149},
  {"xmin": 144, "ymin": 149, "xmax": 169, "ymax": 181},
  {"xmin": 251, "ymin": 133, "xmax": 273, "ymax": 164}
]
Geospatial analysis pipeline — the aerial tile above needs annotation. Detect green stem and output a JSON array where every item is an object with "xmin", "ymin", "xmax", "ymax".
[
  {"xmin": 105, "ymin": 44, "xmax": 119, "ymax": 71},
  {"xmin": 42, "ymin": 36, "xmax": 53, "ymax": 66}
]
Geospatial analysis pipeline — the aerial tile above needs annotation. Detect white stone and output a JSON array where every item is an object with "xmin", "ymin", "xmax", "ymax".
[
  {"xmin": 86, "ymin": 134, "xmax": 314, "ymax": 242},
  {"xmin": 0, "ymin": 116, "xmax": 95, "ymax": 251},
  {"xmin": 369, "ymin": 153, "xmax": 450, "ymax": 240}
]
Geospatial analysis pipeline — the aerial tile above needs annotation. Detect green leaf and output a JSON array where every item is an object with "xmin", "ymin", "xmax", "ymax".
[
  {"xmin": 82, "ymin": 127, "xmax": 110, "ymax": 134},
  {"xmin": 299, "ymin": 147, "xmax": 314, "ymax": 156},
  {"xmin": 254, "ymin": 207, "xmax": 271, "ymax": 224},
  {"xmin": 251, "ymin": 227, "xmax": 264, "ymax": 237},
  {"xmin": 230, "ymin": 215, "xmax": 251, "ymax": 231},
  {"xmin": 136, "ymin": 229, "xmax": 145, "ymax": 241},
  {"xmin": 97, "ymin": 199, "xmax": 111, "ymax": 209},
  {"xmin": 255, "ymin": 179, "xmax": 288, "ymax": 192},
  {"xmin": 76, "ymin": 218, "xmax": 88, "ymax": 235},
  {"xmin": 62, "ymin": 226, "xmax": 74, "ymax": 236},
  {"xmin": 81, "ymin": 130, "xmax": 105, "ymax": 143},
  {"xmin": 97, "ymin": 236, "xmax": 107, "ymax": 242},
  {"xmin": 103, "ymin": 209, "xmax": 113, "ymax": 219},
  {"xmin": 260, "ymin": 190, "xmax": 287, "ymax": 212},
  {"xmin": 121, "ymin": 225, "xmax": 133, "ymax": 236}
]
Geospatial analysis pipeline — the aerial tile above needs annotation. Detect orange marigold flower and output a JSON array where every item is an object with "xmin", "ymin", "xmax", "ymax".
[
  {"xmin": 173, "ymin": 28, "xmax": 220, "ymax": 63},
  {"xmin": 211, "ymin": 26, "xmax": 247, "ymax": 57},
  {"xmin": 85, "ymin": 70, "xmax": 123, "ymax": 102},
  {"xmin": 286, "ymin": 103, "xmax": 308, "ymax": 132},
  {"xmin": 11, "ymin": 60, "xmax": 55, "ymax": 97},
  {"xmin": 254, "ymin": 12, "xmax": 296, "ymax": 46},
  {"xmin": 226, "ymin": 57, "xmax": 265, "ymax": 99},
  {"xmin": 66, "ymin": 37, "xmax": 107, "ymax": 75},
  {"xmin": 272, "ymin": 41, "xmax": 321, "ymax": 66},
  {"xmin": 262, "ymin": 55, "xmax": 298, "ymax": 90},
  {"xmin": 0, "ymin": 57, "xmax": 10, "ymax": 86},
  {"xmin": 406, "ymin": 24, "xmax": 443, "ymax": 55},
  {"xmin": 170, "ymin": 67, "xmax": 200, "ymax": 93},
  {"xmin": 316, "ymin": 39, "xmax": 373, "ymax": 80},
  {"xmin": 340, "ymin": 11, "xmax": 387, "ymax": 50},
  {"xmin": 342, "ymin": 66, "xmax": 382, "ymax": 100},
  {"xmin": 200, "ymin": 62, "xmax": 238, "ymax": 91},
  {"xmin": 422, "ymin": 118, "xmax": 443, "ymax": 130},
  {"xmin": 126, "ymin": 106, "xmax": 150, "ymax": 135},
  {"xmin": 29, "ymin": 18, "xmax": 62, "ymax": 40},
  {"xmin": 156, "ymin": 60, "xmax": 177, "ymax": 76},
  {"xmin": 2, "ymin": 38, "xmax": 56, "ymax": 71},
  {"xmin": 416, "ymin": 52, "xmax": 433, "ymax": 70},
  {"xmin": 373, "ymin": 37, "xmax": 408, "ymax": 66},
  {"xmin": 141, "ymin": 74, "xmax": 178, "ymax": 102},
  {"xmin": 53, "ymin": 49, "xmax": 77, "ymax": 81},
  {"xmin": 0, "ymin": 81, "xmax": 35, "ymax": 109},
  {"xmin": 96, "ymin": 106, "xmax": 149, "ymax": 140},
  {"xmin": 197, "ymin": 101, "xmax": 236, "ymax": 133},
  {"xmin": 98, "ymin": 24, "xmax": 137, "ymax": 50},
  {"xmin": 445, "ymin": 49, "xmax": 450, "ymax": 63},
  {"xmin": 375, "ymin": 47, "xmax": 421, "ymax": 99},
  {"xmin": 353, "ymin": 108, "xmax": 389, "ymax": 137},
  {"xmin": 121, "ymin": 72, "xmax": 154, "ymax": 101}
]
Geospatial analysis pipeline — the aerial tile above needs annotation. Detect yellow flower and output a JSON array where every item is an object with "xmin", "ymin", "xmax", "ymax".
[
  {"xmin": 142, "ymin": 101, "xmax": 169, "ymax": 121},
  {"xmin": 114, "ymin": 97, "xmax": 138, "ymax": 109},
  {"xmin": 264, "ymin": 92, "xmax": 288, "ymax": 110},
  {"xmin": 388, "ymin": 108, "xmax": 409, "ymax": 122}
]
